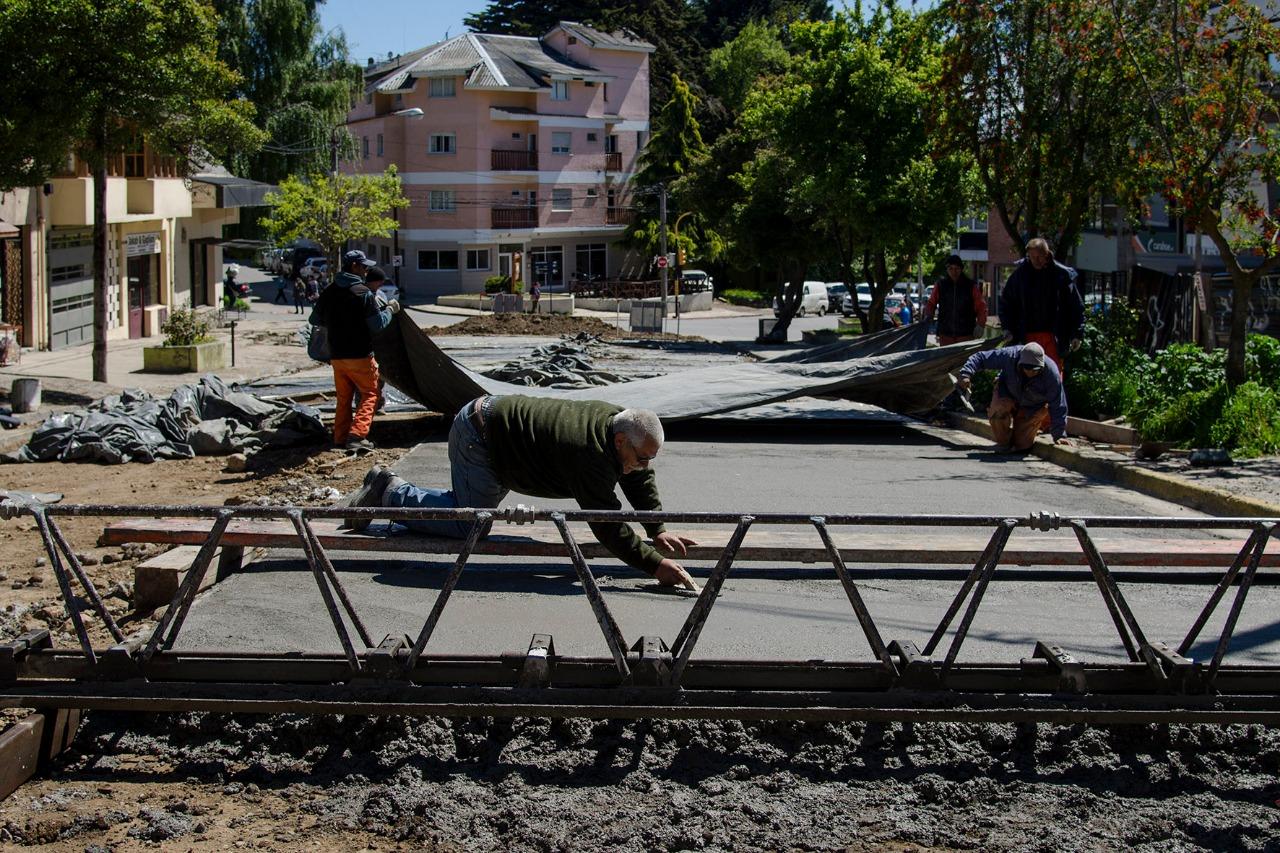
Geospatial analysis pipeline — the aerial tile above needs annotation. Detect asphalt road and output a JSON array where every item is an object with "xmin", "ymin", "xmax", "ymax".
[{"xmin": 174, "ymin": 419, "xmax": 1280, "ymax": 667}]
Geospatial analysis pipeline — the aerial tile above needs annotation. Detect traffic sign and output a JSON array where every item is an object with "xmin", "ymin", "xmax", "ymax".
[{"xmin": 656, "ymin": 255, "xmax": 668, "ymax": 269}]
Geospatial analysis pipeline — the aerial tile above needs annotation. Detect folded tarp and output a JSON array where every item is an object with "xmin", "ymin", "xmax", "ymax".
[{"xmin": 374, "ymin": 314, "xmax": 986, "ymax": 422}]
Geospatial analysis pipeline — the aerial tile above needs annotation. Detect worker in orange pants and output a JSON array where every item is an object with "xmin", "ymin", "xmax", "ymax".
[{"xmin": 332, "ymin": 356, "xmax": 380, "ymax": 448}]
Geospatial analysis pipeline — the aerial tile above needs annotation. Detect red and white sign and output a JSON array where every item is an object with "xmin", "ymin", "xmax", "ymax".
[{"xmin": 656, "ymin": 255, "xmax": 668, "ymax": 269}]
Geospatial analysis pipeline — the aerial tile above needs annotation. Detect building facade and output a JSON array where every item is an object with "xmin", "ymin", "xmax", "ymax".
[{"xmin": 345, "ymin": 22, "xmax": 653, "ymax": 298}]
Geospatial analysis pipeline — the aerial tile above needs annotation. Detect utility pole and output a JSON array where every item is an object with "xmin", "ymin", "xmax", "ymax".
[{"xmin": 659, "ymin": 184, "xmax": 668, "ymax": 332}]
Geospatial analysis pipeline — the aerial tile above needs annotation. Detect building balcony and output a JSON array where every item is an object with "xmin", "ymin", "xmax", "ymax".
[
  {"xmin": 605, "ymin": 152, "xmax": 622, "ymax": 172},
  {"xmin": 492, "ymin": 206, "xmax": 538, "ymax": 229},
  {"xmin": 605, "ymin": 207, "xmax": 633, "ymax": 226},
  {"xmin": 491, "ymin": 149, "xmax": 538, "ymax": 171}
]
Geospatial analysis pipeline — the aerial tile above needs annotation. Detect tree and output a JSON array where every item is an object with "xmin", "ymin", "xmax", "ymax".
[
  {"xmin": 262, "ymin": 167, "xmax": 409, "ymax": 274},
  {"xmin": 938, "ymin": 0, "xmax": 1138, "ymax": 258},
  {"xmin": 738, "ymin": 9, "xmax": 974, "ymax": 331},
  {"xmin": 630, "ymin": 75, "xmax": 724, "ymax": 273},
  {"xmin": 0, "ymin": 0, "xmax": 265, "ymax": 384},
  {"xmin": 694, "ymin": 0, "xmax": 833, "ymax": 46},
  {"xmin": 1110, "ymin": 0, "xmax": 1280, "ymax": 387},
  {"xmin": 212, "ymin": 0, "xmax": 362, "ymax": 183}
]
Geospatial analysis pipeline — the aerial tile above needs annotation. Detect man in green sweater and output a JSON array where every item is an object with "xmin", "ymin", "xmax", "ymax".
[{"xmin": 348, "ymin": 395, "xmax": 700, "ymax": 590}]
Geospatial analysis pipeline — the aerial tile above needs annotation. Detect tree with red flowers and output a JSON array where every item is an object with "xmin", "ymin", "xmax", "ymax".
[{"xmin": 1111, "ymin": 0, "xmax": 1280, "ymax": 387}]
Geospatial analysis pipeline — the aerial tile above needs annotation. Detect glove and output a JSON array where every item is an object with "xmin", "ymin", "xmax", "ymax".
[
  {"xmin": 386, "ymin": 299, "xmax": 401, "ymax": 315},
  {"xmin": 1069, "ymin": 338, "xmax": 1082, "ymax": 353},
  {"xmin": 956, "ymin": 374, "xmax": 972, "ymax": 391}
]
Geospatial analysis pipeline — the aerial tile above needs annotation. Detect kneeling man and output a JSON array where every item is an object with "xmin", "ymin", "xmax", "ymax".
[{"xmin": 956, "ymin": 342, "xmax": 1070, "ymax": 453}]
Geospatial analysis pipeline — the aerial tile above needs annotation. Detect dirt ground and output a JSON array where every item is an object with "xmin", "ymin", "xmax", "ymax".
[
  {"xmin": 3, "ymin": 327, "xmax": 1280, "ymax": 851},
  {"xmin": 422, "ymin": 312, "xmax": 704, "ymax": 342}
]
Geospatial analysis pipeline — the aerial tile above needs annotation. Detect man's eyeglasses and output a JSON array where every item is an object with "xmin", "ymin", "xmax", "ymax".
[
  {"xmin": 1020, "ymin": 364, "xmax": 1044, "ymax": 374},
  {"xmin": 630, "ymin": 440, "xmax": 657, "ymax": 464}
]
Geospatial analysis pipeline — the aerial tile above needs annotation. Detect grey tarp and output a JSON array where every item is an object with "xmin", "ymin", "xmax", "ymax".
[
  {"xmin": 373, "ymin": 314, "xmax": 986, "ymax": 421},
  {"xmin": 4, "ymin": 375, "xmax": 327, "ymax": 464}
]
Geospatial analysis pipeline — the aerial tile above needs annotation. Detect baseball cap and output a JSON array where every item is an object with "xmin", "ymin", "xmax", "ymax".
[
  {"xmin": 1018, "ymin": 342, "xmax": 1046, "ymax": 369},
  {"xmin": 343, "ymin": 249, "xmax": 372, "ymax": 267}
]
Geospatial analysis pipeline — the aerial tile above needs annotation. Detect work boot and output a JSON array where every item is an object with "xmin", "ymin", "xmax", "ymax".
[
  {"xmin": 345, "ymin": 436, "xmax": 376, "ymax": 454},
  {"xmin": 343, "ymin": 466, "xmax": 399, "ymax": 532}
]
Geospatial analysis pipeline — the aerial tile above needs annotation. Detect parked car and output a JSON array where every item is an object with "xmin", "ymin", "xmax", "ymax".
[
  {"xmin": 773, "ymin": 281, "xmax": 829, "ymax": 317},
  {"xmin": 840, "ymin": 283, "xmax": 873, "ymax": 316},
  {"xmin": 298, "ymin": 258, "xmax": 328, "ymax": 280},
  {"xmin": 825, "ymin": 283, "xmax": 849, "ymax": 314},
  {"xmin": 681, "ymin": 269, "xmax": 714, "ymax": 292}
]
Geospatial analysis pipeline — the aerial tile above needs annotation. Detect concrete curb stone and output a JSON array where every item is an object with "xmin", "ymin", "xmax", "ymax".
[{"xmin": 934, "ymin": 412, "xmax": 1280, "ymax": 518}]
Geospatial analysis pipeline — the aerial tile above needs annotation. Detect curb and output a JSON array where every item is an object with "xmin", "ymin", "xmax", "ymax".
[{"xmin": 938, "ymin": 413, "xmax": 1280, "ymax": 519}]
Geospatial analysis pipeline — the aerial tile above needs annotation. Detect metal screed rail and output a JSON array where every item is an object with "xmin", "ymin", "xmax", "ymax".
[{"xmin": 1, "ymin": 500, "xmax": 1279, "ymax": 724}]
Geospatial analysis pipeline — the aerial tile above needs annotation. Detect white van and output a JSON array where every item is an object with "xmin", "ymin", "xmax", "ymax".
[{"xmin": 773, "ymin": 281, "xmax": 829, "ymax": 317}]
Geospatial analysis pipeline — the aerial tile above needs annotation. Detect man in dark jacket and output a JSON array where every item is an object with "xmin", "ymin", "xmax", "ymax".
[
  {"xmin": 346, "ymin": 395, "xmax": 700, "ymax": 590},
  {"xmin": 957, "ymin": 342, "xmax": 1071, "ymax": 453},
  {"xmin": 925, "ymin": 254, "xmax": 989, "ymax": 345},
  {"xmin": 998, "ymin": 238, "xmax": 1085, "ymax": 373},
  {"xmin": 309, "ymin": 249, "xmax": 399, "ymax": 451}
]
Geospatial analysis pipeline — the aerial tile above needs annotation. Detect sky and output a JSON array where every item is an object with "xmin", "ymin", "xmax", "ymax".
[{"xmin": 319, "ymin": 0, "xmax": 491, "ymax": 64}]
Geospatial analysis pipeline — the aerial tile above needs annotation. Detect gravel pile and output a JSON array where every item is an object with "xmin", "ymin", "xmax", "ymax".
[{"xmin": 6, "ymin": 711, "xmax": 1276, "ymax": 851}]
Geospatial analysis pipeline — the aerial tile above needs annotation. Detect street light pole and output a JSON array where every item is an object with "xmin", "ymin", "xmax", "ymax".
[{"xmin": 658, "ymin": 184, "xmax": 668, "ymax": 331}]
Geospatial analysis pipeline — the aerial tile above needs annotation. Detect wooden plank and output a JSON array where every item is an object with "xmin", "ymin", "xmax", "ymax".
[
  {"xmin": 0, "ymin": 715, "xmax": 43, "ymax": 801},
  {"xmin": 99, "ymin": 518, "xmax": 1273, "ymax": 568},
  {"xmin": 1068, "ymin": 416, "xmax": 1139, "ymax": 445},
  {"xmin": 135, "ymin": 545, "xmax": 220, "ymax": 612}
]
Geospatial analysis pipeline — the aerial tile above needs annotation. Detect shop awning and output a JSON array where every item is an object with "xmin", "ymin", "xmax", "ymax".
[{"xmin": 191, "ymin": 175, "xmax": 276, "ymax": 208}]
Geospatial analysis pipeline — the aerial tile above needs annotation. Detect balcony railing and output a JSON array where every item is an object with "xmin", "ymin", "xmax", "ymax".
[
  {"xmin": 491, "ymin": 207, "xmax": 538, "ymax": 229},
  {"xmin": 605, "ymin": 151, "xmax": 622, "ymax": 172},
  {"xmin": 605, "ymin": 207, "xmax": 634, "ymax": 226},
  {"xmin": 491, "ymin": 149, "xmax": 538, "ymax": 171}
]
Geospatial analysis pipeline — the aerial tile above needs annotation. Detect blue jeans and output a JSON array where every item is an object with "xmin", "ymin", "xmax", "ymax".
[{"xmin": 384, "ymin": 397, "xmax": 507, "ymax": 538}]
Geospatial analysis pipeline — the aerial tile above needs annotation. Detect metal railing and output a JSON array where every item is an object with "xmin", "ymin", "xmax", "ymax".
[
  {"xmin": 490, "ymin": 149, "xmax": 538, "ymax": 171},
  {"xmin": 491, "ymin": 207, "xmax": 538, "ymax": 229},
  {"xmin": 2, "ymin": 500, "xmax": 1279, "ymax": 723}
]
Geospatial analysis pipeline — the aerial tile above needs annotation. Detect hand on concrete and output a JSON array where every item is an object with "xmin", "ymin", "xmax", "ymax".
[
  {"xmin": 386, "ymin": 299, "xmax": 401, "ymax": 315},
  {"xmin": 1054, "ymin": 436, "xmax": 1073, "ymax": 446},
  {"xmin": 654, "ymin": 531, "xmax": 698, "ymax": 557},
  {"xmin": 956, "ymin": 374, "xmax": 972, "ymax": 391},
  {"xmin": 1069, "ymin": 338, "xmax": 1082, "ymax": 352},
  {"xmin": 655, "ymin": 559, "xmax": 701, "ymax": 592}
]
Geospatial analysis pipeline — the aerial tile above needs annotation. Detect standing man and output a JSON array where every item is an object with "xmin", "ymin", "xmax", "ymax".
[
  {"xmin": 998, "ymin": 238, "xmax": 1085, "ymax": 373},
  {"xmin": 346, "ymin": 395, "xmax": 701, "ymax": 591},
  {"xmin": 309, "ymin": 250, "xmax": 400, "ymax": 452},
  {"xmin": 925, "ymin": 254, "xmax": 989, "ymax": 345},
  {"xmin": 956, "ymin": 342, "xmax": 1070, "ymax": 453}
]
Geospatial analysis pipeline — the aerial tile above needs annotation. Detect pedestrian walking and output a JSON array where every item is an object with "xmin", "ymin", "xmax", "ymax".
[
  {"xmin": 529, "ymin": 279, "xmax": 541, "ymax": 314},
  {"xmin": 274, "ymin": 277, "xmax": 288, "ymax": 304},
  {"xmin": 998, "ymin": 238, "xmax": 1085, "ymax": 373},
  {"xmin": 956, "ymin": 342, "xmax": 1071, "ymax": 453},
  {"xmin": 292, "ymin": 275, "xmax": 307, "ymax": 314}
]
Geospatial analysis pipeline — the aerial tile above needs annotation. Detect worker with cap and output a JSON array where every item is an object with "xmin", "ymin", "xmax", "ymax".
[
  {"xmin": 955, "ymin": 342, "xmax": 1071, "ymax": 453},
  {"xmin": 309, "ymin": 249, "xmax": 400, "ymax": 452},
  {"xmin": 924, "ymin": 254, "xmax": 989, "ymax": 345}
]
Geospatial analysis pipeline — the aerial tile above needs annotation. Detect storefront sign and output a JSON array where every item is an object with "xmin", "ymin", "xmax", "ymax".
[{"xmin": 125, "ymin": 232, "xmax": 161, "ymax": 257}]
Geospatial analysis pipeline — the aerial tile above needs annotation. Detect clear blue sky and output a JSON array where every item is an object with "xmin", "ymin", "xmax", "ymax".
[{"xmin": 319, "ymin": 0, "xmax": 490, "ymax": 64}]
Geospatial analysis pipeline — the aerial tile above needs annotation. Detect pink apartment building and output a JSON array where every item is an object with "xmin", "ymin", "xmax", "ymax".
[{"xmin": 343, "ymin": 22, "xmax": 653, "ymax": 297}]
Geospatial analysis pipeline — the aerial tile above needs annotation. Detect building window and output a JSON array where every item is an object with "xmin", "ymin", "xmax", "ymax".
[
  {"xmin": 418, "ymin": 250, "xmax": 460, "ymax": 270},
  {"xmin": 587, "ymin": 132, "xmax": 598, "ymax": 142},
  {"xmin": 529, "ymin": 246, "xmax": 564, "ymax": 285},
  {"xmin": 552, "ymin": 189, "xmax": 572, "ymax": 211},
  {"xmin": 429, "ymin": 133, "xmax": 455, "ymax": 154},
  {"xmin": 466, "ymin": 249, "xmax": 491, "ymax": 271},
  {"xmin": 603, "ymin": 82, "xmax": 608, "ymax": 102},
  {"xmin": 367, "ymin": 244, "xmax": 377, "ymax": 258},
  {"xmin": 430, "ymin": 77, "xmax": 456, "ymax": 97},
  {"xmin": 362, "ymin": 136, "xmax": 369, "ymax": 159},
  {"xmin": 429, "ymin": 190, "xmax": 456, "ymax": 212},
  {"xmin": 377, "ymin": 134, "xmax": 384, "ymax": 157},
  {"xmin": 124, "ymin": 138, "xmax": 145, "ymax": 177},
  {"xmin": 551, "ymin": 132, "xmax": 571, "ymax": 155},
  {"xmin": 551, "ymin": 80, "xmax": 570, "ymax": 100},
  {"xmin": 380, "ymin": 245, "xmax": 391, "ymax": 265},
  {"xmin": 606, "ymin": 134, "xmax": 619, "ymax": 154},
  {"xmin": 528, "ymin": 190, "xmax": 537, "ymax": 206},
  {"xmin": 576, "ymin": 244, "xmax": 607, "ymax": 280}
]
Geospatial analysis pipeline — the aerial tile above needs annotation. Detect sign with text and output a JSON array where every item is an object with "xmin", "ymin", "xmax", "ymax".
[{"xmin": 125, "ymin": 232, "xmax": 161, "ymax": 257}]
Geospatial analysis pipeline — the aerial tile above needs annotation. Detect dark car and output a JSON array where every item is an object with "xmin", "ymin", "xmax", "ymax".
[{"xmin": 825, "ymin": 283, "xmax": 849, "ymax": 314}]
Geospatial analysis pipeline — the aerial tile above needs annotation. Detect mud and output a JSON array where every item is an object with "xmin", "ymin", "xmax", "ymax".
[{"xmin": 2, "ymin": 712, "xmax": 1278, "ymax": 851}]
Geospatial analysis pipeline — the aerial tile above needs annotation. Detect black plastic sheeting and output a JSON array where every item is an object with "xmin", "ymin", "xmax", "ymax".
[
  {"xmin": 373, "ymin": 315, "xmax": 988, "ymax": 422},
  {"xmin": 3, "ymin": 375, "xmax": 327, "ymax": 465}
]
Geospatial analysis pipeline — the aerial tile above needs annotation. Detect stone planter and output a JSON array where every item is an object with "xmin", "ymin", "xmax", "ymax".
[{"xmin": 142, "ymin": 341, "xmax": 227, "ymax": 373}]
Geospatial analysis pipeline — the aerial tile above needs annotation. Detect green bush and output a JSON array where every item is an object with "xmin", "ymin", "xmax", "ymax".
[
  {"xmin": 1126, "ymin": 343, "xmax": 1225, "ymax": 437},
  {"xmin": 232, "ymin": 298, "xmax": 251, "ymax": 313},
  {"xmin": 720, "ymin": 288, "xmax": 769, "ymax": 307},
  {"xmin": 1064, "ymin": 304, "xmax": 1150, "ymax": 420},
  {"xmin": 484, "ymin": 275, "xmax": 513, "ymax": 294},
  {"xmin": 1246, "ymin": 334, "xmax": 1280, "ymax": 390},
  {"xmin": 160, "ymin": 308, "xmax": 213, "ymax": 347},
  {"xmin": 1137, "ymin": 384, "xmax": 1226, "ymax": 446},
  {"xmin": 1210, "ymin": 381, "xmax": 1280, "ymax": 457}
]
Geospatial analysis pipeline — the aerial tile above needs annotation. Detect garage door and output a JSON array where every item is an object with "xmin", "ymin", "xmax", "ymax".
[{"xmin": 48, "ymin": 228, "xmax": 94, "ymax": 349}]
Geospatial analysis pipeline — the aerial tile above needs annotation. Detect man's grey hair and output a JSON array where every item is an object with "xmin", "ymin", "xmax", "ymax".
[
  {"xmin": 1026, "ymin": 237, "xmax": 1052, "ymax": 255},
  {"xmin": 613, "ymin": 408, "xmax": 664, "ymax": 447}
]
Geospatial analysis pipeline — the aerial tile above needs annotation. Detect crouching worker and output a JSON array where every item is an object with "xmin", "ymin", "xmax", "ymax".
[
  {"xmin": 956, "ymin": 342, "xmax": 1071, "ymax": 453},
  {"xmin": 347, "ymin": 395, "xmax": 701, "ymax": 590}
]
